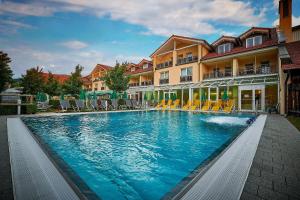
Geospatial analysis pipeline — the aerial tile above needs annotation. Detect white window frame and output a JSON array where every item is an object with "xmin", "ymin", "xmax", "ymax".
[
  {"xmin": 181, "ymin": 67, "xmax": 192, "ymax": 77},
  {"xmin": 142, "ymin": 63, "xmax": 148, "ymax": 69},
  {"xmin": 160, "ymin": 71, "xmax": 169, "ymax": 79},
  {"xmin": 246, "ymin": 35, "xmax": 262, "ymax": 48},
  {"xmin": 217, "ymin": 43, "xmax": 232, "ymax": 54}
]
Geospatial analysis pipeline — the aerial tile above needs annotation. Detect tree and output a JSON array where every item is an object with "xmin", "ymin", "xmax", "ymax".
[
  {"xmin": 43, "ymin": 71, "xmax": 61, "ymax": 97},
  {"xmin": 101, "ymin": 62, "xmax": 130, "ymax": 93},
  {"xmin": 21, "ymin": 66, "xmax": 45, "ymax": 94},
  {"xmin": 0, "ymin": 51, "xmax": 13, "ymax": 92},
  {"xmin": 62, "ymin": 64, "xmax": 83, "ymax": 96}
]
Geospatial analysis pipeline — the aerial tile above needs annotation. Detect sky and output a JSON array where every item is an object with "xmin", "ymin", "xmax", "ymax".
[{"xmin": 0, "ymin": 0, "xmax": 300, "ymax": 78}]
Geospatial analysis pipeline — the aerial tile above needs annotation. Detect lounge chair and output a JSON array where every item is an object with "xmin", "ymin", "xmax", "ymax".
[
  {"xmin": 223, "ymin": 99, "xmax": 235, "ymax": 113},
  {"xmin": 211, "ymin": 100, "xmax": 222, "ymax": 112},
  {"xmin": 100, "ymin": 100, "xmax": 107, "ymax": 110},
  {"xmin": 75, "ymin": 100, "xmax": 85, "ymax": 111},
  {"xmin": 37, "ymin": 101, "xmax": 52, "ymax": 111},
  {"xmin": 170, "ymin": 99, "xmax": 180, "ymax": 109},
  {"xmin": 182, "ymin": 100, "xmax": 192, "ymax": 110},
  {"xmin": 201, "ymin": 100, "xmax": 212, "ymax": 111},
  {"xmin": 110, "ymin": 99, "xmax": 119, "ymax": 110},
  {"xmin": 155, "ymin": 99, "xmax": 166, "ymax": 109},
  {"xmin": 190, "ymin": 100, "xmax": 201, "ymax": 111},
  {"xmin": 131, "ymin": 99, "xmax": 142, "ymax": 109},
  {"xmin": 90, "ymin": 100, "xmax": 99, "ymax": 111},
  {"xmin": 125, "ymin": 99, "xmax": 133, "ymax": 109},
  {"xmin": 162, "ymin": 99, "xmax": 172, "ymax": 110},
  {"xmin": 60, "ymin": 100, "xmax": 73, "ymax": 112}
]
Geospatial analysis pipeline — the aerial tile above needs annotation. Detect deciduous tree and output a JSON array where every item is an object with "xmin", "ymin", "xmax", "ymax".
[
  {"xmin": 0, "ymin": 51, "xmax": 13, "ymax": 92},
  {"xmin": 21, "ymin": 66, "xmax": 45, "ymax": 94}
]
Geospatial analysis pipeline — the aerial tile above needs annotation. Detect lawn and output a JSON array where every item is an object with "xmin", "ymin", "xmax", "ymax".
[{"xmin": 287, "ymin": 116, "xmax": 300, "ymax": 131}]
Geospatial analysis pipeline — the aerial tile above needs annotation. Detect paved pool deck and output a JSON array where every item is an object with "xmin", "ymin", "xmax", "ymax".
[
  {"xmin": 0, "ymin": 114, "xmax": 299, "ymax": 200},
  {"xmin": 240, "ymin": 115, "xmax": 300, "ymax": 200}
]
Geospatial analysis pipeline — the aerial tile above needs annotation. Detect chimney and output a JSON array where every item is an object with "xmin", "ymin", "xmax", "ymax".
[{"xmin": 279, "ymin": 0, "xmax": 293, "ymax": 42}]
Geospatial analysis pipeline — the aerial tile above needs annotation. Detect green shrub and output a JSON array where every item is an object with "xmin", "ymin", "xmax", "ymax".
[
  {"xmin": 21, "ymin": 104, "xmax": 37, "ymax": 114},
  {"xmin": 0, "ymin": 105, "xmax": 17, "ymax": 115},
  {"xmin": 49, "ymin": 99, "xmax": 60, "ymax": 109}
]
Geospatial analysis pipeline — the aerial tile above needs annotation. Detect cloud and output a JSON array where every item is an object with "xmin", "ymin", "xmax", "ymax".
[
  {"xmin": 60, "ymin": 40, "xmax": 88, "ymax": 50},
  {"xmin": 0, "ymin": 0, "xmax": 266, "ymax": 36},
  {"xmin": 273, "ymin": 15, "xmax": 300, "ymax": 27},
  {"xmin": 0, "ymin": 19, "xmax": 34, "ymax": 29}
]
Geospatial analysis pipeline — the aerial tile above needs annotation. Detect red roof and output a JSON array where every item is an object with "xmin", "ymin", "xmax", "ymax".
[
  {"xmin": 125, "ymin": 59, "xmax": 153, "ymax": 75},
  {"xmin": 91, "ymin": 64, "xmax": 113, "ymax": 74},
  {"xmin": 42, "ymin": 73, "xmax": 70, "ymax": 84},
  {"xmin": 282, "ymin": 41, "xmax": 300, "ymax": 70},
  {"xmin": 202, "ymin": 28, "xmax": 278, "ymax": 61},
  {"xmin": 81, "ymin": 74, "xmax": 92, "ymax": 85}
]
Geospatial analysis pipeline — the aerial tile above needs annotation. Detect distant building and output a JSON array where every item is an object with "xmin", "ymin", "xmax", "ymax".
[
  {"xmin": 81, "ymin": 74, "xmax": 92, "ymax": 91},
  {"xmin": 91, "ymin": 64, "xmax": 113, "ymax": 91},
  {"xmin": 41, "ymin": 73, "xmax": 70, "ymax": 84}
]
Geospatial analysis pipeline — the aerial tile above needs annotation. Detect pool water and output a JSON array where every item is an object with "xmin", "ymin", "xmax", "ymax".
[{"xmin": 22, "ymin": 111, "xmax": 252, "ymax": 200}]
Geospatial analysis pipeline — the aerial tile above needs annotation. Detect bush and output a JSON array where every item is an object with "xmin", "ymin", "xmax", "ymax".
[
  {"xmin": 0, "ymin": 104, "xmax": 37, "ymax": 115},
  {"xmin": 21, "ymin": 104, "xmax": 37, "ymax": 114},
  {"xmin": 49, "ymin": 99, "xmax": 60, "ymax": 109},
  {"xmin": 0, "ymin": 105, "xmax": 17, "ymax": 115}
]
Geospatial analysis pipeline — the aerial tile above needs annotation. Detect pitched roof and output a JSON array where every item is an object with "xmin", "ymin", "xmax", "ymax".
[
  {"xmin": 41, "ymin": 73, "xmax": 70, "ymax": 84},
  {"xmin": 150, "ymin": 35, "xmax": 210, "ymax": 57},
  {"xmin": 202, "ymin": 28, "xmax": 278, "ymax": 61},
  {"xmin": 211, "ymin": 36, "xmax": 237, "ymax": 46},
  {"xmin": 239, "ymin": 27, "xmax": 271, "ymax": 40},
  {"xmin": 81, "ymin": 74, "xmax": 92, "ymax": 85},
  {"xmin": 125, "ymin": 59, "xmax": 153, "ymax": 75},
  {"xmin": 91, "ymin": 64, "xmax": 113, "ymax": 74},
  {"xmin": 282, "ymin": 41, "xmax": 300, "ymax": 70}
]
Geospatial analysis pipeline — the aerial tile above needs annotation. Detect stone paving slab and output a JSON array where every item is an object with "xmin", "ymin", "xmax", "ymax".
[
  {"xmin": 0, "ymin": 117, "xmax": 14, "ymax": 200},
  {"xmin": 241, "ymin": 115, "xmax": 300, "ymax": 200}
]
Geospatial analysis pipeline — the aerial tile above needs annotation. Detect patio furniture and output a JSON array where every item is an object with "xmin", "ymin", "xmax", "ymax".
[
  {"xmin": 125, "ymin": 99, "xmax": 133, "ymax": 109},
  {"xmin": 100, "ymin": 100, "xmax": 107, "ymax": 110},
  {"xmin": 223, "ymin": 99, "xmax": 235, "ymax": 113},
  {"xmin": 190, "ymin": 100, "xmax": 201, "ymax": 111},
  {"xmin": 182, "ymin": 100, "xmax": 192, "ymax": 110},
  {"xmin": 110, "ymin": 99, "xmax": 118, "ymax": 110},
  {"xmin": 90, "ymin": 100, "xmax": 99, "ymax": 111},
  {"xmin": 201, "ymin": 100, "xmax": 212, "ymax": 111},
  {"xmin": 131, "ymin": 99, "xmax": 142, "ymax": 109},
  {"xmin": 75, "ymin": 100, "xmax": 85, "ymax": 111},
  {"xmin": 37, "ymin": 101, "xmax": 52, "ymax": 111},
  {"xmin": 211, "ymin": 100, "xmax": 223, "ymax": 112},
  {"xmin": 59, "ymin": 100, "xmax": 73, "ymax": 112},
  {"xmin": 155, "ymin": 99, "xmax": 165, "ymax": 109},
  {"xmin": 170, "ymin": 99, "xmax": 180, "ymax": 109}
]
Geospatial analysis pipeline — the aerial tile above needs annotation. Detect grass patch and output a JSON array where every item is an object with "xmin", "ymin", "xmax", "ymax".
[{"xmin": 287, "ymin": 116, "xmax": 300, "ymax": 131}]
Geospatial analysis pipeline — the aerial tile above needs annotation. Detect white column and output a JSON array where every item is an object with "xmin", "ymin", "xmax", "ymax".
[
  {"xmin": 17, "ymin": 99, "xmax": 21, "ymax": 115},
  {"xmin": 216, "ymin": 87, "xmax": 219, "ymax": 101},
  {"xmin": 142, "ymin": 91, "xmax": 145, "ymax": 106},
  {"xmin": 208, "ymin": 88, "xmax": 211, "ymax": 100},
  {"xmin": 199, "ymin": 88, "xmax": 202, "ymax": 110},
  {"xmin": 189, "ymin": 87, "xmax": 192, "ymax": 102},
  {"xmin": 157, "ymin": 90, "xmax": 160, "ymax": 102}
]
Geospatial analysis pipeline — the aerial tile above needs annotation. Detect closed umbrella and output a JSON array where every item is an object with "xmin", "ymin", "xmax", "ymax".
[
  {"xmin": 111, "ymin": 90, "xmax": 117, "ymax": 99},
  {"xmin": 93, "ymin": 91, "xmax": 97, "ymax": 100},
  {"xmin": 60, "ymin": 94, "xmax": 64, "ymax": 100},
  {"xmin": 144, "ymin": 92, "xmax": 147, "ymax": 101},
  {"xmin": 222, "ymin": 89, "xmax": 228, "ymax": 101},
  {"xmin": 79, "ymin": 90, "xmax": 86, "ymax": 100},
  {"xmin": 122, "ymin": 91, "xmax": 128, "ymax": 99},
  {"xmin": 150, "ymin": 92, "xmax": 154, "ymax": 101},
  {"xmin": 171, "ymin": 93, "xmax": 177, "ymax": 101},
  {"xmin": 201, "ymin": 91, "xmax": 207, "ymax": 101}
]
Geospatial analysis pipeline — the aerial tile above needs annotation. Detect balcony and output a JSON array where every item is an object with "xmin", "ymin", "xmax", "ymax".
[
  {"xmin": 180, "ymin": 75, "xmax": 192, "ymax": 82},
  {"xmin": 239, "ymin": 65, "xmax": 277, "ymax": 76},
  {"xmin": 177, "ymin": 56, "xmax": 198, "ymax": 66},
  {"xmin": 203, "ymin": 71, "xmax": 233, "ymax": 80},
  {"xmin": 159, "ymin": 79, "xmax": 169, "ymax": 85},
  {"xmin": 129, "ymin": 83, "xmax": 139, "ymax": 87},
  {"xmin": 156, "ymin": 61, "xmax": 173, "ymax": 70},
  {"xmin": 141, "ymin": 80, "xmax": 153, "ymax": 86}
]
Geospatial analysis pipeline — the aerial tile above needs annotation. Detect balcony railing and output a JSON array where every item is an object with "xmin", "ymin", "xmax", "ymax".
[
  {"xmin": 141, "ymin": 81, "xmax": 153, "ymax": 86},
  {"xmin": 203, "ymin": 71, "xmax": 233, "ymax": 79},
  {"xmin": 180, "ymin": 75, "xmax": 192, "ymax": 82},
  {"xmin": 239, "ymin": 65, "xmax": 277, "ymax": 76},
  {"xmin": 159, "ymin": 79, "xmax": 169, "ymax": 85},
  {"xmin": 129, "ymin": 83, "xmax": 139, "ymax": 87},
  {"xmin": 177, "ymin": 56, "xmax": 198, "ymax": 66},
  {"xmin": 156, "ymin": 61, "xmax": 173, "ymax": 70}
]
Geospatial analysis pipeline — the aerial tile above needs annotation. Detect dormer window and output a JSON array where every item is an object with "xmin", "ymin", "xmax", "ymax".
[
  {"xmin": 131, "ymin": 67, "xmax": 135, "ymax": 72},
  {"xmin": 246, "ymin": 35, "xmax": 262, "ymax": 48},
  {"xmin": 217, "ymin": 43, "xmax": 232, "ymax": 54},
  {"xmin": 142, "ymin": 63, "xmax": 148, "ymax": 69}
]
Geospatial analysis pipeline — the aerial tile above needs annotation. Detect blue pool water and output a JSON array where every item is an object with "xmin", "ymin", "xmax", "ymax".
[{"xmin": 22, "ymin": 111, "xmax": 252, "ymax": 200}]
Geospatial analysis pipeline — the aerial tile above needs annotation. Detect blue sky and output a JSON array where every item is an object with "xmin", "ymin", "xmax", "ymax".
[{"xmin": 0, "ymin": 0, "xmax": 300, "ymax": 78}]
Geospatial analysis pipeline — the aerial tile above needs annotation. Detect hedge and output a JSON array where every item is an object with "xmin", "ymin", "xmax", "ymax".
[{"xmin": 0, "ymin": 104, "xmax": 37, "ymax": 115}]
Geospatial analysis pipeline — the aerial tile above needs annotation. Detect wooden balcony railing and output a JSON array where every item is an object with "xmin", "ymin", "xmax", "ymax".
[
  {"xmin": 156, "ymin": 61, "xmax": 173, "ymax": 70},
  {"xmin": 129, "ymin": 83, "xmax": 139, "ymax": 87},
  {"xmin": 177, "ymin": 56, "xmax": 198, "ymax": 66},
  {"xmin": 239, "ymin": 65, "xmax": 277, "ymax": 76},
  {"xmin": 180, "ymin": 75, "xmax": 192, "ymax": 82},
  {"xmin": 203, "ymin": 71, "xmax": 233, "ymax": 79},
  {"xmin": 159, "ymin": 79, "xmax": 169, "ymax": 85},
  {"xmin": 141, "ymin": 81, "xmax": 153, "ymax": 86}
]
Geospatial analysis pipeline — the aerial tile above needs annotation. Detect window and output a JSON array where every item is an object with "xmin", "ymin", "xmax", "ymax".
[
  {"xmin": 217, "ymin": 43, "xmax": 232, "ymax": 54},
  {"xmin": 160, "ymin": 71, "xmax": 169, "ymax": 79},
  {"xmin": 101, "ymin": 87, "xmax": 105, "ymax": 90},
  {"xmin": 142, "ymin": 63, "xmax": 148, "ymax": 69},
  {"xmin": 225, "ymin": 66, "xmax": 232, "ymax": 76},
  {"xmin": 186, "ymin": 53, "xmax": 193, "ymax": 59},
  {"xmin": 131, "ymin": 67, "xmax": 135, "ymax": 72},
  {"xmin": 181, "ymin": 67, "xmax": 192, "ymax": 77},
  {"xmin": 246, "ymin": 36, "xmax": 262, "ymax": 48}
]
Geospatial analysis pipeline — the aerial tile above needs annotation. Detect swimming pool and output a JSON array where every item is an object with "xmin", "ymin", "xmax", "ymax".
[{"xmin": 22, "ymin": 111, "xmax": 253, "ymax": 200}]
